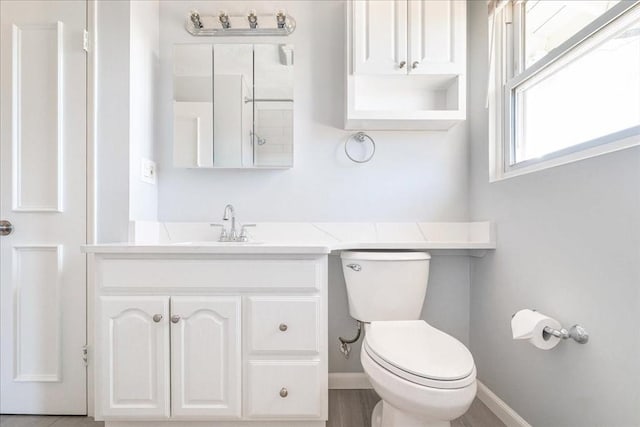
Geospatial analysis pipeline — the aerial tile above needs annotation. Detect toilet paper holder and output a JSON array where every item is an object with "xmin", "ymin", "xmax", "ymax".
[{"xmin": 542, "ymin": 324, "xmax": 589, "ymax": 344}]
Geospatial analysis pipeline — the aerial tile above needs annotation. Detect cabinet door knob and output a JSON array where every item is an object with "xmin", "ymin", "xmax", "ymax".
[
  {"xmin": 399, "ymin": 61, "xmax": 406, "ymax": 69},
  {"xmin": 153, "ymin": 314, "xmax": 163, "ymax": 323},
  {"xmin": 171, "ymin": 315, "xmax": 181, "ymax": 324},
  {"xmin": 412, "ymin": 61, "xmax": 419, "ymax": 69},
  {"xmin": 279, "ymin": 387, "xmax": 288, "ymax": 398},
  {"xmin": 279, "ymin": 323, "xmax": 288, "ymax": 332}
]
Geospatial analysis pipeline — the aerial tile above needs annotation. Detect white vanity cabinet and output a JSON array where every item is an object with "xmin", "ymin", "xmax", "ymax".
[
  {"xmin": 99, "ymin": 296, "xmax": 171, "ymax": 419},
  {"xmin": 170, "ymin": 297, "xmax": 242, "ymax": 419},
  {"xmin": 346, "ymin": 0, "xmax": 467, "ymax": 130},
  {"xmin": 91, "ymin": 253, "xmax": 328, "ymax": 427}
]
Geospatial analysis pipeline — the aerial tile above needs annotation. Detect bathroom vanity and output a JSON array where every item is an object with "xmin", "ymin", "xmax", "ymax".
[
  {"xmin": 88, "ymin": 246, "xmax": 329, "ymax": 427},
  {"xmin": 85, "ymin": 222, "xmax": 495, "ymax": 426}
]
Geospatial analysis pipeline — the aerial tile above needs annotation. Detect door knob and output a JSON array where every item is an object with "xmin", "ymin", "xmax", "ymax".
[
  {"xmin": 171, "ymin": 315, "xmax": 181, "ymax": 324},
  {"xmin": 153, "ymin": 314, "xmax": 163, "ymax": 323},
  {"xmin": 279, "ymin": 323, "xmax": 288, "ymax": 332},
  {"xmin": 279, "ymin": 387, "xmax": 288, "ymax": 398},
  {"xmin": 399, "ymin": 61, "xmax": 406, "ymax": 69},
  {"xmin": 412, "ymin": 61, "xmax": 420, "ymax": 69},
  {"xmin": 0, "ymin": 220, "xmax": 13, "ymax": 236}
]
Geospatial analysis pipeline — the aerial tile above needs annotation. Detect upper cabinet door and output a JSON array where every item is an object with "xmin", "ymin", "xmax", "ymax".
[
  {"xmin": 408, "ymin": 0, "xmax": 466, "ymax": 74},
  {"xmin": 352, "ymin": 0, "xmax": 408, "ymax": 75},
  {"xmin": 99, "ymin": 297, "xmax": 170, "ymax": 419},
  {"xmin": 170, "ymin": 297, "xmax": 242, "ymax": 419}
]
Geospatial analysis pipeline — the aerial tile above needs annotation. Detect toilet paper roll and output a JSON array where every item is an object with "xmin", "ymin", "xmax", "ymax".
[{"xmin": 511, "ymin": 309, "xmax": 562, "ymax": 350}]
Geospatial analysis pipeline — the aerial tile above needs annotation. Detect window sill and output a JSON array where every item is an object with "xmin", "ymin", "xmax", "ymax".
[{"xmin": 490, "ymin": 132, "xmax": 640, "ymax": 183}]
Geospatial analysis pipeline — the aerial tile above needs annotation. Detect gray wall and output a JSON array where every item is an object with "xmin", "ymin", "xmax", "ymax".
[
  {"xmin": 155, "ymin": 1, "xmax": 474, "ymax": 373},
  {"xmin": 467, "ymin": 2, "xmax": 640, "ymax": 426},
  {"xmin": 156, "ymin": 1, "xmax": 470, "ymax": 223}
]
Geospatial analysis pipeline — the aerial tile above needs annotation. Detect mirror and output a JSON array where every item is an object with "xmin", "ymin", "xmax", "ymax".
[{"xmin": 173, "ymin": 43, "xmax": 294, "ymax": 168}]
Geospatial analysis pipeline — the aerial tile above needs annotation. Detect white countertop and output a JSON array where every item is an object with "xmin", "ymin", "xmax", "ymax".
[{"xmin": 83, "ymin": 222, "xmax": 496, "ymax": 255}]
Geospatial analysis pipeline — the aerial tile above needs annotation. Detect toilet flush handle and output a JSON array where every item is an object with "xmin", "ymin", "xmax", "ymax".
[{"xmin": 346, "ymin": 263, "xmax": 361, "ymax": 272}]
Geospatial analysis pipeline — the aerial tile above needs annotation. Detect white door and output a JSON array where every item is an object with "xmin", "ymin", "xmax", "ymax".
[
  {"xmin": 0, "ymin": 0, "xmax": 87, "ymax": 415},
  {"xmin": 408, "ymin": 0, "xmax": 466, "ymax": 74},
  {"xmin": 98, "ymin": 297, "xmax": 170, "ymax": 419},
  {"xmin": 171, "ymin": 297, "xmax": 241, "ymax": 419},
  {"xmin": 351, "ymin": 0, "xmax": 408, "ymax": 75}
]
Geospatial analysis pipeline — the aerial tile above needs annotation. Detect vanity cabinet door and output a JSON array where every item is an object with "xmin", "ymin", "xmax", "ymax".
[
  {"xmin": 170, "ymin": 297, "xmax": 242, "ymax": 419},
  {"xmin": 99, "ymin": 297, "xmax": 170, "ymax": 419},
  {"xmin": 351, "ymin": 0, "xmax": 408, "ymax": 75}
]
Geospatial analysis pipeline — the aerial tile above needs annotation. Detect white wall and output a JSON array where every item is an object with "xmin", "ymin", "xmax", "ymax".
[
  {"xmin": 156, "ymin": 1, "xmax": 473, "ymax": 372},
  {"xmin": 96, "ymin": 0, "xmax": 159, "ymax": 242},
  {"xmin": 129, "ymin": 0, "xmax": 159, "ymax": 222},
  {"xmin": 96, "ymin": 0, "xmax": 131, "ymax": 242},
  {"xmin": 467, "ymin": 2, "xmax": 640, "ymax": 426}
]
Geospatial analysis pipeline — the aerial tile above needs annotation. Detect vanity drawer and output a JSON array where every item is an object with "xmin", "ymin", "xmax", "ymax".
[
  {"xmin": 245, "ymin": 361, "xmax": 323, "ymax": 419},
  {"xmin": 246, "ymin": 297, "xmax": 320, "ymax": 354},
  {"xmin": 97, "ymin": 257, "xmax": 322, "ymax": 290}
]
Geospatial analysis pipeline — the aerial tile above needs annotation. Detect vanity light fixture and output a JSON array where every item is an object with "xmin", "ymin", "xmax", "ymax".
[
  {"xmin": 276, "ymin": 10, "xmax": 287, "ymax": 29},
  {"xmin": 247, "ymin": 10, "xmax": 258, "ymax": 29},
  {"xmin": 218, "ymin": 11, "xmax": 231, "ymax": 29},
  {"xmin": 185, "ymin": 9, "xmax": 296, "ymax": 36},
  {"xmin": 190, "ymin": 10, "xmax": 203, "ymax": 29}
]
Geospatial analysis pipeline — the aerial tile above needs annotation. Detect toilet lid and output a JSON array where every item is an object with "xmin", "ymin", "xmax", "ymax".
[{"xmin": 365, "ymin": 321, "xmax": 475, "ymax": 383}]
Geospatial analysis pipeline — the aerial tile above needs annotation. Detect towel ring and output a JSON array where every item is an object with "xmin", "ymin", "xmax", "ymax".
[{"xmin": 345, "ymin": 132, "xmax": 376, "ymax": 163}]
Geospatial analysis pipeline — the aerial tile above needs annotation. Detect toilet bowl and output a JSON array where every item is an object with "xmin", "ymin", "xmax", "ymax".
[
  {"xmin": 340, "ymin": 251, "xmax": 477, "ymax": 427},
  {"xmin": 361, "ymin": 321, "xmax": 476, "ymax": 427}
]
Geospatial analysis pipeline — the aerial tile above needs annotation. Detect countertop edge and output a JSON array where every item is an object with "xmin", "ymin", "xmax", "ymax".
[{"xmin": 82, "ymin": 241, "xmax": 496, "ymax": 254}]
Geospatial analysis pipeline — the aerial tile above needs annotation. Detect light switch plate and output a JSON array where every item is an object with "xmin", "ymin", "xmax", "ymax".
[{"xmin": 141, "ymin": 158, "xmax": 157, "ymax": 184}]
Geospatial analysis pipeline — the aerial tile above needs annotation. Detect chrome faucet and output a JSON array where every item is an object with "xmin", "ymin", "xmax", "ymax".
[
  {"xmin": 211, "ymin": 204, "xmax": 255, "ymax": 242},
  {"xmin": 222, "ymin": 204, "xmax": 238, "ymax": 241}
]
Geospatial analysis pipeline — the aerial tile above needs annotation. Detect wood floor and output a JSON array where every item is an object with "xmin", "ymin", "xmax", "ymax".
[
  {"xmin": 327, "ymin": 390, "xmax": 505, "ymax": 427},
  {"xmin": 1, "ymin": 390, "xmax": 505, "ymax": 427}
]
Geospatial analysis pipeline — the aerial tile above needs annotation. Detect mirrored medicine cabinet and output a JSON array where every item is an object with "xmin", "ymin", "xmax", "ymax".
[{"xmin": 173, "ymin": 43, "xmax": 294, "ymax": 169}]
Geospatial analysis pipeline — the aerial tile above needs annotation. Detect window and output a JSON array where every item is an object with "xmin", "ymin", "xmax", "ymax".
[{"xmin": 488, "ymin": 0, "xmax": 640, "ymax": 180}]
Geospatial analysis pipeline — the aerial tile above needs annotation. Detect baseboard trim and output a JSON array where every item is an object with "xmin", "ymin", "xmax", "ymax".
[
  {"xmin": 328, "ymin": 372, "xmax": 372, "ymax": 389},
  {"xmin": 477, "ymin": 381, "xmax": 531, "ymax": 427}
]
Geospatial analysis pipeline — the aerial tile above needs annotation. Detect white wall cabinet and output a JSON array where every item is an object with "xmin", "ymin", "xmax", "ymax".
[
  {"xmin": 352, "ymin": 0, "xmax": 408, "ymax": 75},
  {"xmin": 92, "ymin": 254, "xmax": 328, "ymax": 427},
  {"xmin": 346, "ymin": 0, "xmax": 467, "ymax": 130}
]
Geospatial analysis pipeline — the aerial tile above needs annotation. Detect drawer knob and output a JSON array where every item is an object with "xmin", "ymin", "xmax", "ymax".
[
  {"xmin": 279, "ymin": 323, "xmax": 288, "ymax": 332},
  {"xmin": 152, "ymin": 314, "xmax": 163, "ymax": 323},
  {"xmin": 171, "ymin": 315, "xmax": 181, "ymax": 324},
  {"xmin": 279, "ymin": 387, "xmax": 288, "ymax": 398}
]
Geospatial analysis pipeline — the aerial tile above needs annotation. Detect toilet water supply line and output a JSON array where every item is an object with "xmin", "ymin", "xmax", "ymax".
[{"xmin": 338, "ymin": 321, "xmax": 363, "ymax": 359}]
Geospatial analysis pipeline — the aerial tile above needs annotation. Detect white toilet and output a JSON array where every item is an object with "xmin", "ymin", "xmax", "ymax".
[{"xmin": 341, "ymin": 251, "xmax": 477, "ymax": 427}]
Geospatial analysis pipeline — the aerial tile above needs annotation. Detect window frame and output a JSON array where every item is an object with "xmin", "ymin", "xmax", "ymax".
[{"xmin": 488, "ymin": 0, "xmax": 640, "ymax": 181}]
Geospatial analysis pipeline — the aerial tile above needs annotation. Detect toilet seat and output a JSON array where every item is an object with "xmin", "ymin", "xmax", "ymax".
[{"xmin": 364, "ymin": 320, "xmax": 476, "ymax": 390}]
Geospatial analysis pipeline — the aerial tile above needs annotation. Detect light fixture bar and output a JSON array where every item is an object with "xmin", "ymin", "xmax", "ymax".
[{"xmin": 186, "ymin": 10, "xmax": 296, "ymax": 36}]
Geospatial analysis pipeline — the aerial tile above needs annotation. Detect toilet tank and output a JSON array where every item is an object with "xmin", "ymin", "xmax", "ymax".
[{"xmin": 340, "ymin": 251, "xmax": 431, "ymax": 322}]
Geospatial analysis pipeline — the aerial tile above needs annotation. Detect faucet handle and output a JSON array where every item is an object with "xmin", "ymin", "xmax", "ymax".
[
  {"xmin": 239, "ymin": 224, "xmax": 256, "ymax": 242},
  {"xmin": 210, "ymin": 223, "xmax": 229, "ymax": 242}
]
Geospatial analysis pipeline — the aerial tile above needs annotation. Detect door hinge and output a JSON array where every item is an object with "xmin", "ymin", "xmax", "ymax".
[
  {"xmin": 83, "ymin": 29, "xmax": 90, "ymax": 52},
  {"xmin": 82, "ymin": 345, "xmax": 89, "ymax": 366}
]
